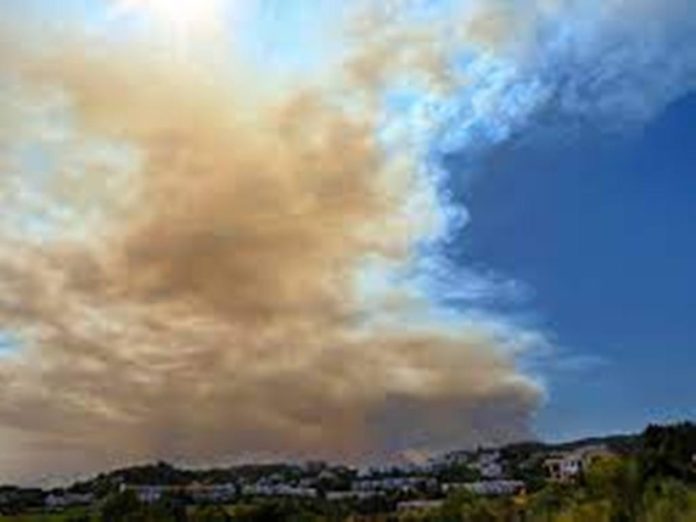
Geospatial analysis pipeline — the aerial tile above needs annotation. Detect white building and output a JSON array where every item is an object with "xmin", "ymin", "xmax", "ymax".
[
  {"xmin": 352, "ymin": 477, "xmax": 436, "ymax": 494},
  {"xmin": 544, "ymin": 454, "xmax": 582, "ymax": 482},
  {"xmin": 443, "ymin": 480, "xmax": 525, "ymax": 497},
  {"xmin": 241, "ymin": 484, "xmax": 317, "ymax": 498},
  {"xmin": 326, "ymin": 491, "xmax": 381, "ymax": 501},
  {"xmin": 188, "ymin": 483, "xmax": 237, "ymax": 503},
  {"xmin": 120, "ymin": 483, "xmax": 237, "ymax": 504},
  {"xmin": 121, "ymin": 485, "xmax": 170, "ymax": 503},
  {"xmin": 45, "ymin": 493, "xmax": 94, "ymax": 509},
  {"xmin": 471, "ymin": 451, "xmax": 503, "ymax": 479},
  {"xmin": 544, "ymin": 445, "xmax": 614, "ymax": 482}
]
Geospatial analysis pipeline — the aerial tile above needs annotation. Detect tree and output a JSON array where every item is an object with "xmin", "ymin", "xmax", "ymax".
[
  {"xmin": 101, "ymin": 490, "xmax": 142, "ymax": 522},
  {"xmin": 189, "ymin": 505, "xmax": 232, "ymax": 522},
  {"xmin": 583, "ymin": 456, "xmax": 641, "ymax": 522},
  {"xmin": 640, "ymin": 478, "xmax": 695, "ymax": 522},
  {"xmin": 640, "ymin": 423, "xmax": 696, "ymax": 482}
]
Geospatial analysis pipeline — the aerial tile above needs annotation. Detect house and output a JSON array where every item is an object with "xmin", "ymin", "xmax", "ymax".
[
  {"xmin": 544, "ymin": 453, "xmax": 583, "ymax": 482},
  {"xmin": 45, "ymin": 492, "xmax": 94, "ymax": 509},
  {"xmin": 544, "ymin": 445, "xmax": 614, "ymax": 482},
  {"xmin": 121, "ymin": 485, "xmax": 171, "ymax": 503},
  {"xmin": 298, "ymin": 477, "xmax": 317, "ymax": 488},
  {"xmin": 120, "ymin": 484, "xmax": 237, "ymax": 504},
  {"xmin": 476, "ymin": 451, "xmax": 501, "ymax": 465},
  {"xmin": 436, "ymin": 450, "xmax": 472, "ymax": 467},
  {"xmin": 187, "ymin": 483, "xmax": 237, "ymax": 503},
  {"xmin": 443, "ymin": 480, "xmax": 525, "ymax": 497},
  {"xmin": 352, "ymin": 477, "xmax": 436, "ymax": 494},
  {"xmin": 471, "ymin": 451, "xmax": 503, "ymax": 479},
  {"xmin": 326, "ymin": 491, "xmax": 381, "ymax": 501},
  {"xmin": 477, "ymin": 462, "xmax": 503, "ymax": 479},
  {"xmin": 241, "ymin": 484, "xmax": 317, "ymax": 498}
]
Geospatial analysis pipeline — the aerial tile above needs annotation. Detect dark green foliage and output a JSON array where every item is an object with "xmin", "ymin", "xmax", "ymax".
[
  {"xmin": 187, "ymin": 506, "xmax": 230, "ymax": 522},
  {"xmin": 0, "ymin": 487, "xmax": 45, "ymax": 514},
  {"xmin": 100, "ymin": 491, "xmax": 142, "ymax": 522},
  {"xmin": 231, "ymin": 499, "xmax": 326, "ymax": 522},
  {"xmin": 99, "ymin": 492, "xmax": 187, "ymax": 522},
  {"xmin": 639, "ymin": 422, "xmax": 696, "ymax": 483},
  {"xmin": 435, "ymin": 465, "xmax": 480, "ymax": 484},
  {"xmin": 430, "ymin": 491, "xmax": 520, "ymax": 522}
]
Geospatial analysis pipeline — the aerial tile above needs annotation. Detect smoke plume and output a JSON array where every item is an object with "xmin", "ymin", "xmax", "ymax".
[{"xmin": 1, "ymin": 0, "xmax": 693, "ymax": 483}]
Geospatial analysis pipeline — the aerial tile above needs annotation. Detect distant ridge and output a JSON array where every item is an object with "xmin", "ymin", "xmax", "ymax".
[{"xmin": 1, "ymin": 421, "xmax": 693, "ymax": 493}]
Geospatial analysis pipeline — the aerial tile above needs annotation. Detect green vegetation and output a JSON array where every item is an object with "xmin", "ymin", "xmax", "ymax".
[
  {"xmin": 1, "ymin": 423, "xmax": 693, "ymax": 521},
  {"xmin": 417, "ymin": 422, "xmax": 696, "ymax": 522},
  {"xmin": 0, "ymin": 506, "xmax": 93, "ymax": 522}
]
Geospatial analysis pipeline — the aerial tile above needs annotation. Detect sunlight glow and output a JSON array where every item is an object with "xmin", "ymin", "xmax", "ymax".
[{"xmin": 111, "ymin": 0, "xmax": 228, "ymax": 39}]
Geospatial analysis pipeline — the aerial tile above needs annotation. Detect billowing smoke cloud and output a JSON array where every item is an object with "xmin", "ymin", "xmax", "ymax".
[
  {"xmin": 0, "ymin": 14, "xmax": 538, "ymax": 483},
  {"xmin": 0, "ymin": 0, "xmax": 693, "ymax": 483}
]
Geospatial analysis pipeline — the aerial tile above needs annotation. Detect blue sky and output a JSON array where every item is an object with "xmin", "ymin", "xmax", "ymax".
[{"xmin": 444, "ymin": 92, "xmax": 696, "ymax": 440}]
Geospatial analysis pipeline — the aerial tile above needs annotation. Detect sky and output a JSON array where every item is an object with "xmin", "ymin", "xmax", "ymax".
[
  {"xmin": 0, "ymin": 0, "xmax": 694, "ymax": 484},
  {"xmin": 447, "ymin": 92, "xmax": 696, "ymax": 441}
]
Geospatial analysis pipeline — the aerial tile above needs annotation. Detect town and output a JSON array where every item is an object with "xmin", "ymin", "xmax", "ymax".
[{"xmin": 1, "ymin": 422, "xmax": 694, "ymax": 521}]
